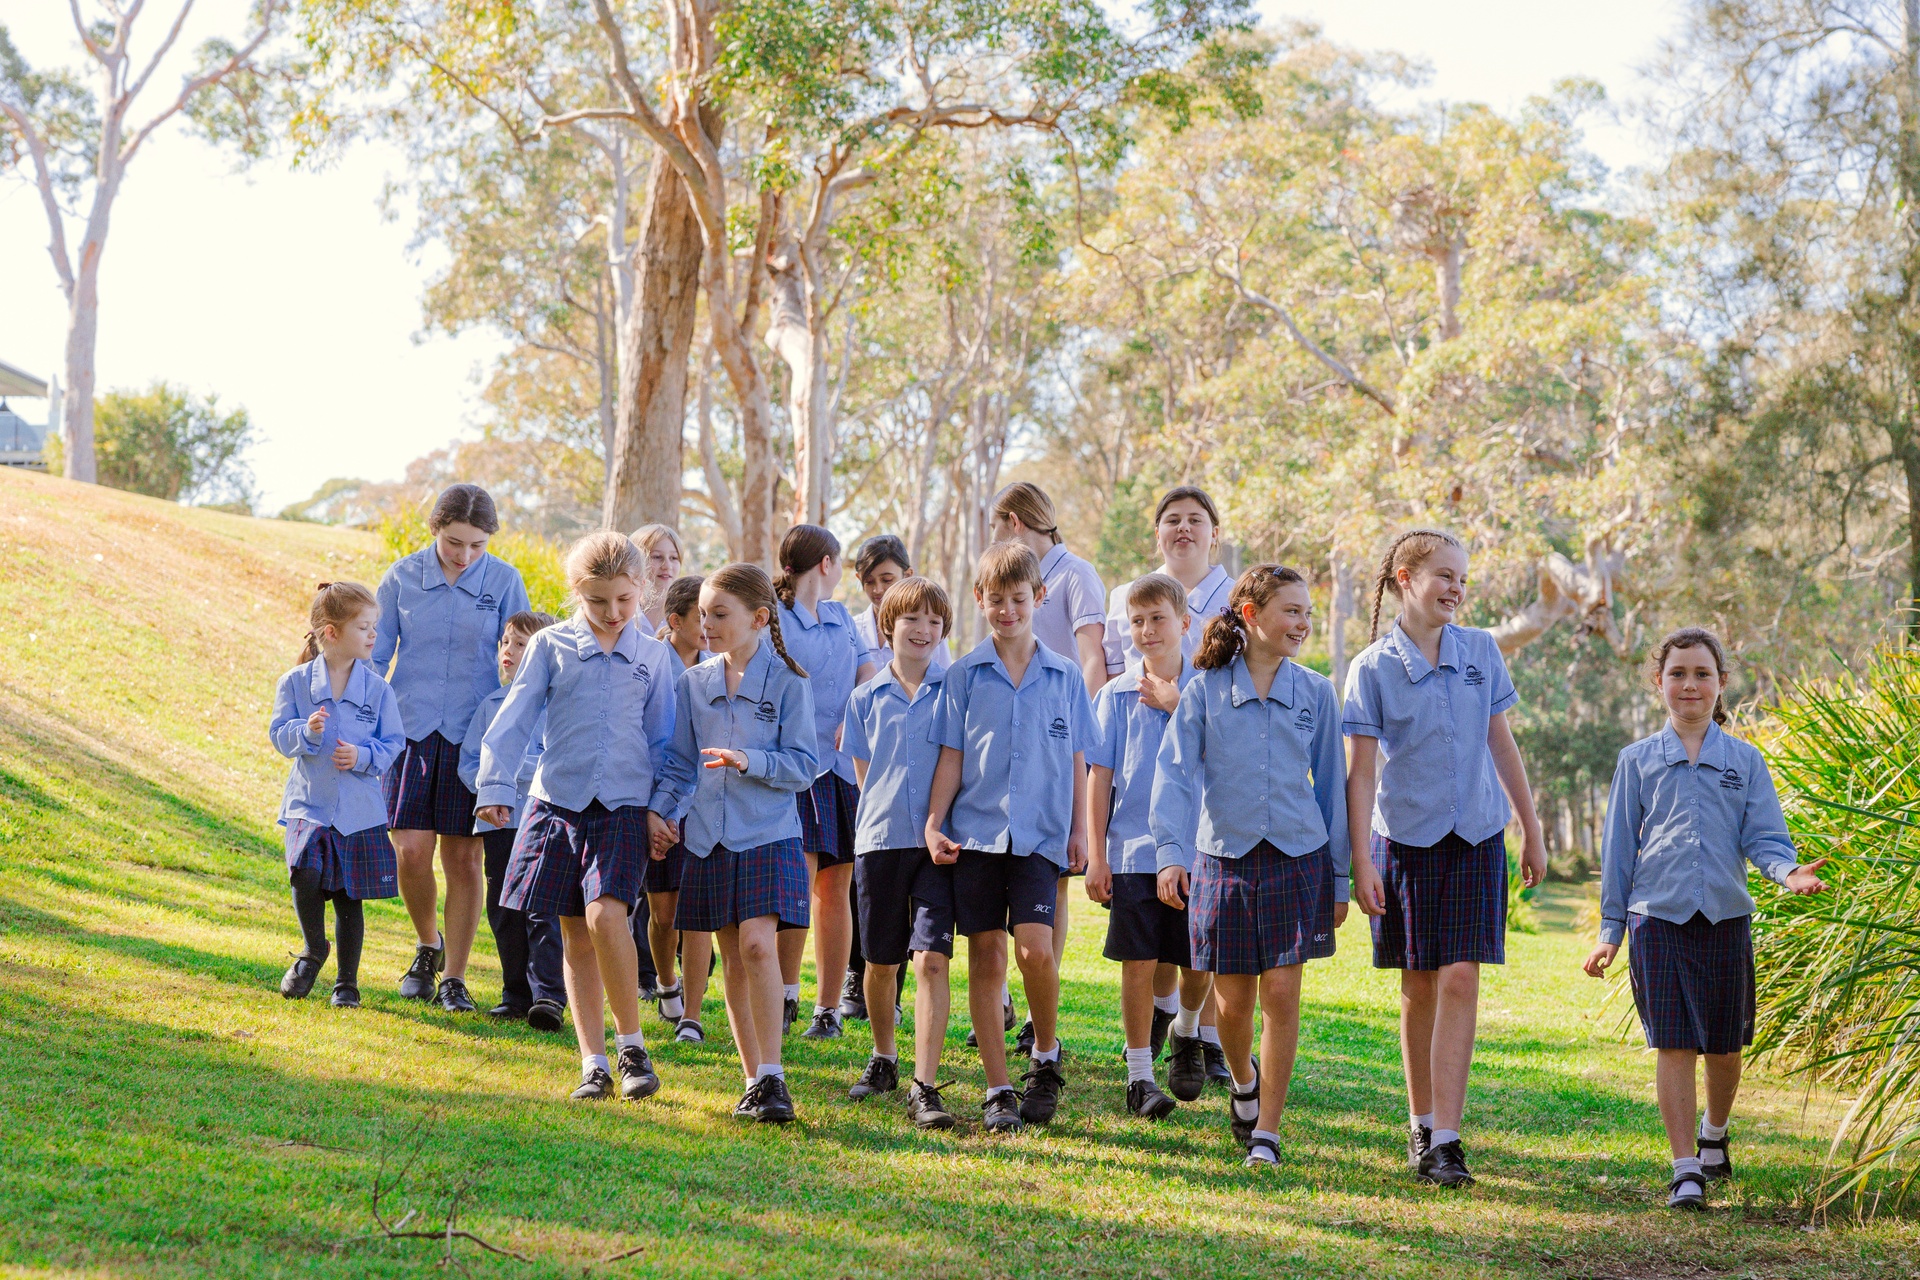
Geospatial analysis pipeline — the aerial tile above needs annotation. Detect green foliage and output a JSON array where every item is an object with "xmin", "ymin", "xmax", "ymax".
[{"xmin": 78, "ymin": 382, "xmax": 257, "ymax": 508}]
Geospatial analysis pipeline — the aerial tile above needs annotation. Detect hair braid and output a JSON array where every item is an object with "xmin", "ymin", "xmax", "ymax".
[
  {"xmin": 1367, "ymin": 528, "xmax": 1464, "ymax": 641},
  {"xmin": 764, "ymin": 606, "xmax": 808, "ymax": 678},
  {"xmin": 707, "ymin": 562, "xmax": 808, "ymax": 677}
]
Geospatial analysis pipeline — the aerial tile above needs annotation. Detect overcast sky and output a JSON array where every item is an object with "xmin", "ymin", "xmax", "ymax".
[{"xmin": 0, "ymin": 1, "xmax": 1679, "ymax": 514}]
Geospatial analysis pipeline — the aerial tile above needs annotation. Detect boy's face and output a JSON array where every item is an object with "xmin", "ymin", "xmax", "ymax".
[
  {"xmin": 1128, "ymin": 598, "xmax": 1189, "ymax": 661},
  {"xmin": 862, "ymin": 559, "xmax": 907, "ymax": 610},
  {"xmin": 499, "ymin": 629, "xmax": 531, "ymax": 680},
  {"xmin": 977, "ymin": 579, "xmax": 1039, "ymax": 641},
  {"xmin": 890, "ymin": 607, "xmax": 946, "ymax": 661}
]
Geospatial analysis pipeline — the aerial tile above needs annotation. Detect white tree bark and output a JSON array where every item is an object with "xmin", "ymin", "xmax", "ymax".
[{"xmin": 1487, "ymin": 531, "xmax": 1633, "ymax": 657}]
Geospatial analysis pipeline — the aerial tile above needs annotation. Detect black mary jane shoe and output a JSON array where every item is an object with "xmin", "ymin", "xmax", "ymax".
[
  {"xmin": 329, "ymin": 982, "xmax": 361, "ymax": 1009},
  {"xmin": 1667, "ymin": 1169, "xmax": 1708, "ymax": 1210},
  {"xmin": 1697, "ymin": 1133, "xmax": 1734, "ymax": 1181},
  {"xmin": 280, "ymin": 948, "xmax": 328, "ymax": 1000}
]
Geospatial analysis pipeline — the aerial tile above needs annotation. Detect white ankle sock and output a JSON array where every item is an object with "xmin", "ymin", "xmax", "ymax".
[
  {"xmin": 659, "ymin": 991, "xmax": 685, "ymax": 1019},
  {"xmin": 1673, "ymin": 1155, "xmax": 1703, "ymax": 1178},
  {"xmin": 1198, "ymin": 1025, "xmax": 1222, "ymax": 1046},
  {"xmin": 784, "ymin": 983, "xmax": 800, "ymax": 1001},
  {"xmin": 1124, "ymin": 1047, "xmax": 1154, "ymax": 1083},
  {"xmin": 582, "ymin": 1053, "xmax": 610, "ymax": 1076},
  {"xmin": 1431, "ymin": 1128, "xmax": 1460, "ymax": 1147},
  {"xmin": 1000, "ymin": 982, "xmax": 1011, "ymax": 1005},
  {"xmin": 1412, "ymin": 1111, "xmax": 1435, "ymax": 1130},
  {"xmin": 1700, "ymin": 1116, "xmax": 1729, "ymax": 1140},
  {"xmin": 1249, "ymin": 1128, "xmax": 1280, "ymax": 1159},
  {"xmin": 813, "ymin": 1003, "xmax": 832, "ymax": 1016},
  {"xmin": 874, "ymin": 1051, "xmax": 897, "ymax": 1063},
  {"xmin": 1230, "ymin": 1064, "xmax": 1260, "ymax": 1121},
  {"xmin": 1153, "ymin": 992, "xmax": 1179, "ymax": 1015},
  {"xmin": 1172, "ymin": 1004, "xmax": 1202, "ymax": 1038},
  {"xmin": 1032, "ymin": 1042, "xmax": 1060, "ymax": 1064},
  {"xmin": 614, "ymin": 1031, "xmax": 646, "ymax": 1052},
  {"xmin": 987, "ymin": 1084, "xmax": 1015, "ymax": 1101},
  {"xmin": 755, "ymin": 1063, "xmax": 786, "ymax": 1080}
]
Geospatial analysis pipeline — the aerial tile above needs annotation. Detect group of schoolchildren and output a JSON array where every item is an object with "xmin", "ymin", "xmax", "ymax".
[{"xmin": 269, "ymin": 480, "xmax": 1830, "ymax": 1207}]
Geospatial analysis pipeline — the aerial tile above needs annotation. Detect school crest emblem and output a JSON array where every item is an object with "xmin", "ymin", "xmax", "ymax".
[
  {"xmin": 632, "ymin": 663, "xmax": 653, "ymax": 693},
  {"xmin": 755, "ymin": 700, "xmax": 779, "ymax": 723},
  {"xmin": 1719, "ymin": 769, "xmax": 1744, "ymax": 791},
  {"xmin": 1294, "ymin": 707, "xmax": 1314, "ymax": 731},
  {"xmin": 1462, "ymin": 664, "xmax": 1485, "ymax": 687},
  {"xmin": 477, "ymin": 592, "xmax": 498, "ymax": 610},
  {"xmin": 1048, "ymin": 716, "xmax": 1069, "ymax": 739}
]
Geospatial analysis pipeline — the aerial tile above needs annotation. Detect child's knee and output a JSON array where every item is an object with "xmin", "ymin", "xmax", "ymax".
[{"xmin": 915, "ymin": 952, "xmax": 949, "ymax": 981}]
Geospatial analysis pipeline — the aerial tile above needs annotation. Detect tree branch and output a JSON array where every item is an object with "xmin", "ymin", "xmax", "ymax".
[
  {"xmin": 1210, "ymin": 257, "xmax": 1398, "ymax": 417},
  {"xmin": 0, "ymin": 101, "xmax": 78, "ymax": 298},
  {"xmin": 120, "ymin": 3, "xmax": 280, "ymax": 166}
]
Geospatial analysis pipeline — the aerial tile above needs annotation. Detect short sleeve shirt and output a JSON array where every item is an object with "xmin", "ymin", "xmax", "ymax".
[
  {"xmin": 1033, "ymin": 544, "xmax": 1107, "ymax": 681},
  {"xmin": 1102, "ymin": 564, "xmax": 1234, "ymax": 673},
  {"xmin": 777, "ymin": 599, "xmax": 873, "ymax": 784}
]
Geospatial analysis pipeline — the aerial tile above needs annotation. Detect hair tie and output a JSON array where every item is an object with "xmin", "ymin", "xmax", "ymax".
[{"xmin": 317, "ymin": 581, "xmax": 333, "ymax": 590}]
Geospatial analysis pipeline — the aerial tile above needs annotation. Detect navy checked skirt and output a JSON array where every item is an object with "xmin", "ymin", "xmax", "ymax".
[
  {"xmin": 1370, "ymin": 831, "xmax": 1507, "ymax": 970},
  {"xmin": 1189, "ymin": 842, "xmax": 1336, "ymax": 976},
  {"xmin": 292, "ymin": 825, "xmax": 399, "ymax": 901},
  {"xmin": 1628, "ymin": 911, "xmax": 1755, "ymax": 1054},
  {"xmin": 797, "ymin": 772, "xmax": 859, "ymax": 868},
  {"xmin": 675, "ymin": 839, "xmax": 810, "ymax": 932},
  {"xmin": 645, "ymin": 840, "xmax": 689, "ymax": 895},
  {"xmin": 384, "ymin": 731, "xmax": 478, "ymax": 837},
  {"xmin": 500, "ymin": 799, "xmax": 646, "ymax": 917}
]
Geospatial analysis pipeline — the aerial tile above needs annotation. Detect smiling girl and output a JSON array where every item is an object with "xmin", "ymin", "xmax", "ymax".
[
  {"xmin": 1103, "ymin": 485, "xmax": 1234, "ymax": 675},
  {"xmin": 629, "ymin": 524, "xmax": 685, "ymax": 632},
  {"xmin": 1343, "ymin": 529, "xmax": 1547, "ymax": 1188}
]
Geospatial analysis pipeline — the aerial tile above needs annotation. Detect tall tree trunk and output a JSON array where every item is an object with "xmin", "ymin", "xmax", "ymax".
[
  {"xmin": 601, "ymin": 150, "xmax": 703, "ymax": 531},
  {"xmin": 765, "ymin": 247, "xmax": 831, "ymax": 526},
  {"xmin": 62, "ymin": 252, "xmax": 101, "ymax": 483},
  {"xmin": 1900, "ymin": 2, "xmax": 1920, "ymax": 632},
  {"xmin": 1328, "ymin": 552, "xmax": 1353, "ymax": 693}
]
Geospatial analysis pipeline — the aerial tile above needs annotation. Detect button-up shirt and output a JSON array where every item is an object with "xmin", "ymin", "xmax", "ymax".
[
  {"xmin": 844, "ymin": 663, "xmax": 947, "ymax": 855},
  {"xmin": 1151, "ymin": 657, "xmax": 1350, "ymax": 899},
  {"xmin": 1102, "ymin": 564, "xmax": 1234, "ymax": 674},
  {"xmin": 777, "ymin": 598, "xmax": 874, "ymax": 784},
  {"xmin": 854, "ymin": 607, "xmax": 952, "ymax": 674},
  {"xmin": 1088, "ymin": 658, "xmax": 1198, "ymax": 874},
  {"xmin": 930, "ymin": 638, "xmax": 1097, "ymax": 866},
  {"xmin": 271, "ymin": 657, "xmax": 406, "ymax": 838},
  {"xmin": 373, "ymin": 546, "xmax": 532, "ymax": 744},
  {"xmin": 1598, "ymin": 722, "xmax": 1799, "ymax": 945},
  {"xmin": 654, "ymin": 644, "xmax": 819, "ymax": 858},
  {"xmin": 475, "ymin": 616, "xmax": 676, "ymax": 814},
  {"xmin": 458, "ymin": 685, "xmax": 544, "ymax": 832},
  {"xmin": 1342, "ymin": 623, "xmax": 1517, "ymax": 846},
  {"xmin": 1034, "ymin": 543, "xmax": 1107, "ymax": 682}
]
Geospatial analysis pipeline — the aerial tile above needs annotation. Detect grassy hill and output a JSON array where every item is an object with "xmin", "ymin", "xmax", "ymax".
[{"xmin": 0, "ymin": 465, "xmax": 1914, "ymax": 1279}]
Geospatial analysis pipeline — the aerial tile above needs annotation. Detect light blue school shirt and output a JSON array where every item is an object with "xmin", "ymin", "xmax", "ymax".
[
  {"xmin": 843, "ymin": 663, "xmax": 948, "ymax": 855},
  {"xmin": 777, "ymin": 598, "xmax": 874, "ymax": 784},
  {"xmin": 1342, "ymin": 622, "xmax": 1517, "ymax": 847},
  {"xmin": 1150, "ymin": 657, "xmax": 1350, "ymax": 899},
  {"xmin": 475, "ymin": 615, "xmax": 676, "ymax": 815},
  {"xmin": 929, "ymin": 638, "xmax": 1097, "ymax": 867},
  {"xmin": 1101, "ymin": 564, "xmax": 1234, "ymax": 674},
  {"xmin": 1034, "ymin": 543, "xmax": 1108, "ymax": 681},
  {"xmin": 458, "ymin": 685, "xmax": 545, "ymax": 832},
  {"xmin": 271, "ymin": 657, "xmax": 406, "ymax": 836},
  {"xmin": 1597, "ymin": 722, "xmax": 1799, "ymax": 946},
  {"xmin": 854, "ymin": 607, "xmax": 952, "ymax": 674},
  {"xmin": 1088, "ymin": 658, "xmax": 1198, "ymax": 875},
  {"xmin": 654, "ymin": 643, "xmax": 820, "ymax": 858},
  {"xmin": 373, "ymin": 546, "xmax": 531, "ymax": 744}
]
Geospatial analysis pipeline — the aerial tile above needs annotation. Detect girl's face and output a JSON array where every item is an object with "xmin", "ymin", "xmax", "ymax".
[
  {"xmin": 498, "ymin": 629, "xmax": 532, "ymax": 681},
  {"xmin": 1242, "ymin": 582, "xmax": 1313, "ymax": 659},
  {"xmin": 1661, "ymin": 646, "xmax": 1725, "ymax": 725},
  {"xmin": 889, "ymin": 607, "xmax": 946, "ymax": 663},
  {"xmin": 1156, "ymin": 499, "xmax": 1217, "ymax": 566},
  {"xmin": 434, "ymin": 521, "xmax": 490, "ymax": 575},
  {"xmin": 666, "ymin": 607, "xmax": 700, "ymax": 648},
  {"xmin": 644, "ymin": 541, "xmax": 681, "ymax": 591},
  {"xmin": 1398, "ymin": 544, "xmax": 1469, "ymax": 626},
  {"xmin": 977, "ymin": 579, "xmax": 1041, "ymax": 642},
  {"xmin": 1128, "ymin": 596, "xmax": 1190, "ymax": 662},
  {"xmin": 700, "ymin": 587, "xmax": 766, "ymax": 655},
  {"xmin": 577, "ymin": 574, "xmax": 641, "ymax": 636},
  {"xmin": 862, "ymin": 559, "xmax": 908, "ymax": 610},
  {"xmin": 326, "ymin": 606, "xmax": 380, "ymax": 661}
]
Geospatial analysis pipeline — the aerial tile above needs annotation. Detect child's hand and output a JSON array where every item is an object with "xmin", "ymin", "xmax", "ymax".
[
  {"xmin": 928, "ymin": 830, "xmax": 962, "ymax": 865},
  {"xmin": 1332, "ymin": 900, "xmax": 1349, "ymax": 928},
  {"xmin": 1157, "ymin": 866, "xmax": 1189, "ymax": 910},
  {"xmin": 701, "ymin": 747, "xmax": 748, "ymax": 773},
  {"xmin": 1137, "ymin": 668, "xmax": 1181, "ymax": 714},
  {"xmin": 1785, "ymin": 858, "xmax": 1829, "ymax": 895},
  {"xmin": 1351, "ymin": 863, "xmax": 1388, "ymax": 917},
  {"xmin": 330, "ymin": 741, "xmax": 359, "ymax": 770},
  {"xmin": 1582, "ymin": 941, "xmax": 1619, "ymax": 978},
  {"xmin": 1085, "ymin": 860, "xmax": 1112, "ymax": 904},
  {"xmin": 1066, "ymin": 829, "xmax": 1088, "ymax": 874},
  {"xmin": 305, "ymin": 707, "xmax": 329, "ymax": 736},
  {"xmin": 475, "ymin": 805, "xmax": 512, "ymax": 829},
  {"xmin": 646, "ymin": 811, "xmax": 678, "ymax": 859},
  {"xmin": 1521, "ymin": 831, "xmax": 1547, "ymax": 889}
]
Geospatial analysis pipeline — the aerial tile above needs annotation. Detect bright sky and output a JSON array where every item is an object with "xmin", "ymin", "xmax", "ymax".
[{"xmin": 0, "ymin": 1, "xmax": 1679, "ymax": 514}]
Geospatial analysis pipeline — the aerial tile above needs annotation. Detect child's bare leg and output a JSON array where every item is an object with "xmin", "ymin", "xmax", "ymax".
[
  {"xmin": 1429, "ymin": 961, "xmax": 1479, "ymax": 1133},
  {"xmin": 715, "ymin": 925, "xmax": 759, "ymax": 1079},
  {"xmin": 583, "ymin": 896, "xmax": 641, "ymax": 1036},
  {"xmin": 969, "ymin": 932, "xmax": 1011, "ymax": 1086},
  {"xmin": 559, "ymin": 916, "xmax": 604, "ymax": 1061},
  {"xmin": 737, "ymin": 915, "xmax": 786, "ymax": 1069},
  {"xmin": 1703, "ymin": 1051, "xmax": 1742, "ymax": 1128},
  {"xmin": 1121, "ymin": 959, "xmax": 1157, "ymax": 1047},
  {"xmin": 1399, "ymin": 969, "xmax": 1438, "ymax": 1117},
  {"xmin": 1255, "ymin": 964, "xmax": 1303, "ymax": 1132},
  {"xmin": 1656, "ymin": 1049, "xmax": 1701, "ymax": 1160},
  {"xmin": 866, "ymin": 962, "xmax": 901, "ymax": 1057},
  {"xmin": 1012, "ymin": 921, "xmax": 1059, "ymax": 1052},
  {"xmin": 913, "ymin": 950, "xmax": 951, "ymax": 1085},
  {"xmin": 682, "ymin": 930, "xmax": 713, "ymax": 1020},
  {"xmin": 646, "ymin": 891, "xmax": 680, "ymax": 989}
]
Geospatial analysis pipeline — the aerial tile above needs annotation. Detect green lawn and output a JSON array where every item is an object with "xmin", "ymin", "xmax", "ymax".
[{"xmin": 0, "ymin": 468, "xmax": 1915, "ymax": 1278}]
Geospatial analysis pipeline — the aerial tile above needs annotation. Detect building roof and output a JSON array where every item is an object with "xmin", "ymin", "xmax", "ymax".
[{"xmin": 0, "ymin": 359, "xmax": 49, "ymax": 398}]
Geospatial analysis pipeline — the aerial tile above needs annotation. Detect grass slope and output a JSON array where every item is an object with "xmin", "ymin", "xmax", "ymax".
[{"xmin": 0, "ymin": 467, "xmax": 1913, "ymax": 1280}]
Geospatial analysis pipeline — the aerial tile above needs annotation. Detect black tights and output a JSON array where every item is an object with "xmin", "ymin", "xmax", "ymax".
[{"xmin": 291, "ymin": 865, "xmax": 364, "ymax": 986}]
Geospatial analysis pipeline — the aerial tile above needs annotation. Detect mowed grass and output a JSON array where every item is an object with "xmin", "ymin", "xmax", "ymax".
[{"xmin": 0, "ymin": 468, "xmax": 1915, "ymax": 1279}]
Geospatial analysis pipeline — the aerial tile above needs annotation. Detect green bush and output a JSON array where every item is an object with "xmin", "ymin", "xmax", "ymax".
[{"xmin": 377, "ymin": 507, "xmax": 571, "ymax": 617}]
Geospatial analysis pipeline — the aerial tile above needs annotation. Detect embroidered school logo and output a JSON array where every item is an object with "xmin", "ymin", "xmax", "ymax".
[
  {"xmin": 1033, "ymin": 901, "xmax": 1054, "ymax": 915},
  {"xmin": 1048, "ymin": 716, "xmax": 1069, "ymax": 739},
  {"xmin": 355, "ymin": 703, "xmax": 377, "ymax": 723},
  {"xmin": 1719, "ymin": 769, "xmax": 1744, "ymax": 791},
  {"xmin": 1463, "ymin": 664, "xmax": 1485, "ymax": 687},
  {"xmin": 1294, "ymin": 707, "xmax": 1314, "ymax": 731},
  {"xmin": 476, "ymin": 592, "xmax": 498, "ymax": 611},
  {"xmin": 632, "ymin": 663, "xmax": 653, "ymax": 694},
  {"xmin": 754, "ymin": 699, "xmax": 779, "ymax": 724}
]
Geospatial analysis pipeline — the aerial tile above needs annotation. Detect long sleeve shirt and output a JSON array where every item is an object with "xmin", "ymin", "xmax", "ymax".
[
  {"xmin": 776, "ymin": 598, "xmax": 873, "ymax": 784},
  {"xmin": 458, "ymin": 685, "xmax": 545, "ymax": 832},
  {"xmin": 372, "ymin": 546, "xmax": 531, "ymax": 744},
  {"xmin": 270, "ymin": 657, "xmax": 405, "ymax": 837},
  {"xmin": 1151, "ymin": 656, "xmax": 1350, "ymax": 901},
  {"xmin": 1598, "ymin": 722, "xmax": 1800, "ymax": 946}
]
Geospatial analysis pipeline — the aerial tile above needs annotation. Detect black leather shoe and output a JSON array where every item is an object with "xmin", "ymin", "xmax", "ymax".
[
  {"xmin": 526, "ymin": 998, "xmax": 565, "ymax": 1032},
  {"xmin": 1166, "ymin": 1032, "xmax": 1206, "ymax": 1102},
  {"xmin": 487, "ymin": 1002, "xmax": 528, "ymax": 1020},
  {"xmin": 756, "ymin": 1074, "xmax": 796, "ymax": 1124},
  {"xmin": 571, "ymin": 1067, "xmax": 615, "ymax": 1100},
  {"xmin": 906, "ymin": 1080, "xmax": 957, "ymax": 1131},
  {"xmin": 397, "ymin": 937, "xmax": 443, "ymax": 1001},
  {"xmin": 1203, "ymin": 1040, "xmax": 1233, "ymax": 1086},
  {"xmin": 1014, "ymin": 1019, "xmax": 1036, "ymax": 1057},
  {"xmin": 838, "ymin": 968, "xmax": 868, "ymax": 1021},
  {"xmin": 1019, "ymin": 1057, "xmax": 1065, "ymax": 1125},
  {"xmin": 732, "ymin": 1078, "xmax": 765, "ymax": 1119},
  {"xmin": 329, "ymin": 982, "xmax": 361, "ymax": 1008},
  {"xmin": 1150, "ymin": 1007, "xmax": 1175, "ymax": 1060},
  {"xmin": 849, "ymin": 1055, "xmax": 899, "ymax": 1100},
  {"xmin": 1408, "ymin": 1123, "xmax": 1432, "ymax": 1171},
  {"xmin": 280, "ymin": 949, "xmax": 327, "ymax": 1000},
  {"xmin": 782, "ymin": 995, "xmax": 799, "ymax": 1035},
  {"xmin": 436, "ymin": 976, "xmax": 477, "ymax": 1013},
  {"xmin": 1127, "ymin": 1077, "xmax": 1176, "ymax": 1120},
  {"xmin": 1417, "ymin": 1139, "xmax": 1475, "ymax": 1187},
  {"xmin": 1697, "ymin": 1132, "xmax": 1734, "ymax": 1181},
  {"xmin": 801, "ymin": 1008, "xmax": 843, "ymax": 1039},
  {"xmin": 982, "ymin": 1090, "xmax": 1024, "ymax": 1133},
  {"xmin": 617, "ymin": 1045, "xmax": 661, "ymax": 1101}
]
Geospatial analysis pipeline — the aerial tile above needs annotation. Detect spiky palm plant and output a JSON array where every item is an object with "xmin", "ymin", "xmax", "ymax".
[{"xmin": 1757, "ymin": 646, "xmax": 1920, "ymax": 1212}]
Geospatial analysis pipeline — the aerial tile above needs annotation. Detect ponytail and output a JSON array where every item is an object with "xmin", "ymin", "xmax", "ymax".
[
  {"xmin": 1193, "ymin": 611, "xmax": 1248, "ymax": 670},
  {"xmin": 707, "ymin": 563, "xmax": 809, "ymax": 678},
  {"xmin": 299, "ymin": 581, "xmax": 378, "ymax": 663},
  {"xmin": 1195, "ymin": 563, "xmax": 1305, "ymax": 669},
  {"xmin": 774, "ymin": 524, "xmax": 839, "ymax": 609},
  {"xmin": 1367, "ymin": 528, "xmax": 1464, "ymax": 640}
]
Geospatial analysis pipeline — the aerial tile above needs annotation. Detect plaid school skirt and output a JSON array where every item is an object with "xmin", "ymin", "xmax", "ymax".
[
  {"xmin": 1628, "ymin": 911, "xmax": 1755, "ymax": 1055},
  {"xmin": 1370, "ymin": 831, "xmax": 1507, "ymax": 970},
  {"xmin": 797, "ymin": 772, "xmax": 859, "ymax": 868},
  {"xmin": 1189, "ymin": 842, "xmax": 1336, "ymax": 976},
  {"xmin": 645, "ymin": 840, "xmax": 689, "ymax": 895},
  {"xmin": 675, "ymin": 838, "xmax": 810, "ymax": 932},
  {"xmin": 291, "ymin": 824, "xmax": 399, "ymax": 901},
  {"xmin": 500, "ymin": 799, "xmax": 647, "ymax": 917},
  {"xmin": 384, "ymin": 731, "xmax": 478, "ymax": 837}
]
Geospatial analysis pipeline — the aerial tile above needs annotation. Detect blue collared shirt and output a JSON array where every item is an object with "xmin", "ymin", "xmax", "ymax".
[
  {"xmin": 1102, "ymin": 564, "xmax": 1235, "ymax": 674},
  {"xmin": 844, "ymin": 663, "xmax": 948, "ymax": 855},
  {"xmin": 1598, "ymin": 722, "xmax": 1799, "ymax": 945},
  {"xmin": 777, "ymin": 598, "xmax": 874, "ymax": 784},
  {"xmin": 930, "ymin": 638, "xmax": 1097, "ymax": 866},
  {"xmin": 1151, "ymin": 657, "xmax": 1350, "ymax": 898},
  {"xmin": 270, "ymin": 657, "xmax": 406, "ymax": 837},
  {"xmin": 458, "ymin": 685, "xmax": 545, "ymax": 832},
  {"xmin": 373, "ymin": 546, "xmax": 531, "ymax": 744},
  {"xmin": 475, "ymin": 615, "xmax": 676, "ymax": 814},
  {"xmin": 1342, "ymin": 623, "xmax": 1518, "ymax": 846},
  {"xmin": 854, "ymin": 607, "xmax": 952, "ymax": 674},
  {"xmin": 654, "ymin": 644, "xmax": 820, "ymax": 858},
  {"xmin": 1034, "ymin": 543, "xmax": 1108, "ymax": 681},
  {"xmin": 1088, "ymin": 658, "xmax": 1199, "ymax": 874}
]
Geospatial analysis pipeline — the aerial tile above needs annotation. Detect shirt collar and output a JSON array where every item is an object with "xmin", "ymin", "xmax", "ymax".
[
  {"xmin": 702, "ymin": 641, "xmax": 778, "ymax": 703},
  {"xmin": 784, "ymin": 599, "xmax": 823, "ymax": 630},
  {"xmin": 562, "ymin": 614, "xmax": 642, "ymax": 663},
  {"xmin": 416, "ymin": 546, "xmax": 490, "ymax": 596},
  {"xmin": 959, "ymin": 635, "xmax": 1070, "ymax": 689},
  {"xmin": 1037, "ymin": 543, "xmax": 1069, "ymax": 579},
  {"xmin": 1384, "ymin": 622, "xmax": 1459, "ymax": 684},
  {"xmin": 1659, "ymin": 720, "xmax": 1731, "ymax": 771},
  {"xmin": 1110, "ymin": 655, "xmax": 1196, "ymax": 696},
  {"xmin": 871, "ymin": 661, "xmax": 946, "ymax": 704},
  {"xmin": 1227, "ymin": 654, "xmax": 1298, "ymax": 707},
  {"xmin": 1170, "ymin": 564, "xmax": 1232, "ymax": 613},
  {"xmin": 306, "ymin": 656, "xmax": 373, "ymax": 706}
]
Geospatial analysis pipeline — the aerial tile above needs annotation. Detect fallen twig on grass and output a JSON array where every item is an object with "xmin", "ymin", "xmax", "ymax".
[{"xmin": 331, "ymin": 1108, "xmax": 529, "ymax": 1269}]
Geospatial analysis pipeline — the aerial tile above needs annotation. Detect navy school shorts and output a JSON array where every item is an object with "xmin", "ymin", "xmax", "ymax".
[
  {"xmin": 674, "ymin": 838, "xmax": 810, "ymax": 932},
  {"xmin": 1369, "ymin": 831, "xmax": 1507, "ymax": 970},
  {"xmin": 384, "ymin": 731, "xmax": 478, "ymax": 837},
  {"xmin": 1103, "ymin": 871, "xmax": 1192, "ymax": 967},
  {"xmin": 797, "ymin": 772, "xmax": 860, "ymax": 869},
  {"xmin": 1189, "ymin": 842, "xmax": 1335, "ymax": 976},
  {"xmin": 951, "ymin": 849, "xmax": 1062, "ymax": 937},
  {"xmin": 291, "ymin": 825, "xmax": 398, "ymax": 902},
  {"xmin": 499, "ymin": 799, "xmax": 646, "ymax": 917},
  {"xmin": 1628, "ymin": 911, "xmax": 1755, "ymax": 1055},
  {"xmin": 645, "ymin": 840, "xmax": 689, "ymax": 896},
  {"xmin": 855, "ymin": 847, "xmax": 956, "ymax": 964}
]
